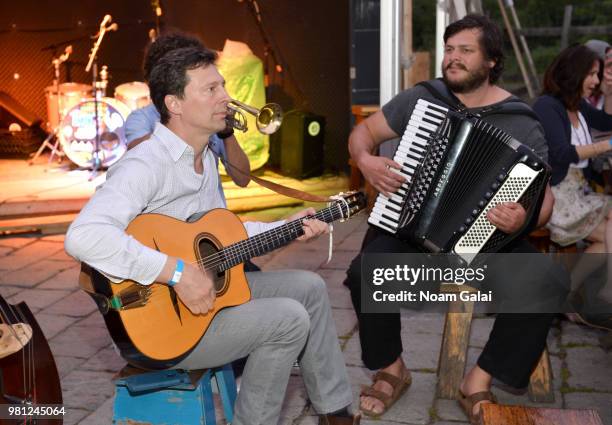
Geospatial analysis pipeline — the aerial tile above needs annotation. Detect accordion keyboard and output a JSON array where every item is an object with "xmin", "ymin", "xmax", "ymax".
[{"xmin": 368, "ymin": 99, "xmax": 449, "ymax": 233}]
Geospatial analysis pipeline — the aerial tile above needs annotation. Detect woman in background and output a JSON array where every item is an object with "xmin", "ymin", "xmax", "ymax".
[{"xmin": 533, "ymin": 44, "xmax": 612, "ymax": 330}]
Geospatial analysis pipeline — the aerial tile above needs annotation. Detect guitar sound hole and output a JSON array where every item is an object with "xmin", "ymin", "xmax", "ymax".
[{"xmin": 197, "ymin": 238, "xmax": 226, "ymax": 293}]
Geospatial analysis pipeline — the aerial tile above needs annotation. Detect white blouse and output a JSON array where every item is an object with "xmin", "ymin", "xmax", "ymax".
[{"xmin": 570, "ymin": 112, "xmax": 592, "ymax": 169}]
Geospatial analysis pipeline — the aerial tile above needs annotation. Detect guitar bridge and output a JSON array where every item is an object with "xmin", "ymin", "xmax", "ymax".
[{"xmin": 108, "ymin": 285, "xmax": 152, "ymax": 311}]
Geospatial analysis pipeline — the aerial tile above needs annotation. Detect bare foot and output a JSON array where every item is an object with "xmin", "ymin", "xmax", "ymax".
[{"xmin": 360, "ymin": 357, "xmax": 409, "ymax": 415}]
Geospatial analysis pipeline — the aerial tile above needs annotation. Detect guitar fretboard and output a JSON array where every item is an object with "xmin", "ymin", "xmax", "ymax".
[{"xmin": 211, "ymin": 203, "xmax": 346, "ymax": 272}]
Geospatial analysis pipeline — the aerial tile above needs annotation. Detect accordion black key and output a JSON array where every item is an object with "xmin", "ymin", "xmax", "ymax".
[{"xmin": 368, "ymin": 99, "xmax": 550, "ymax": 261}]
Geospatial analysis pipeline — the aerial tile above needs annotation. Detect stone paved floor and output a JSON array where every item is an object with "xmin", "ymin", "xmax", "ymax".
[{"xmin": 0, "ymin": 213, "xmax": 611, "ymax": 424}]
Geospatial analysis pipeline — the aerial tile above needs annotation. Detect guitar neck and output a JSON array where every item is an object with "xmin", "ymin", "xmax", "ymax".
[{"xmin": 215, "ymin": 203, "xmax": 344, "ymax": 272}]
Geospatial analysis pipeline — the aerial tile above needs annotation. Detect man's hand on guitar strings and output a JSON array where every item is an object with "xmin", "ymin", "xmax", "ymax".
[
  {"xmin": 286, "ymin": 208, "xmax": 330, "ymax": 242},
  {"xmin": 486, "ymin": 202, "xmax": 527, "ymax": 234},
  {"xmin": 172, "ymin": 263, "xmax": 216, "ymax": 315}
]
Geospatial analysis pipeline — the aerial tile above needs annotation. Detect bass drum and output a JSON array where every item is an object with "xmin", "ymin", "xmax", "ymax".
[
  {"xmin": 59, "ymin": 98, "xmax": 131, "ymax": 168},
  {"xmin": 44, "ymin": 82, "xmax": 92, "ymax": 131}
]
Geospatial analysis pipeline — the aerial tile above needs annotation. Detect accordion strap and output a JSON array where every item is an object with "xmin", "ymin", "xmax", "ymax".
[{"xmin": 416, "ymin": 78, "xmax": 540, "ymax": 121}]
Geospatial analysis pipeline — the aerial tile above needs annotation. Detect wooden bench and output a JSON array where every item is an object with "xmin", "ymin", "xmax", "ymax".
[
  {"xmin": 436, "ymin": 284, "xmax": 554, "ymax": 403},
  {"xmin": 438, "ymin": 228, "xmax": 582, "ymax": 402},
  {"xmin": 480, "ymin": 404, "xmax": 604, "ymax": 425}
]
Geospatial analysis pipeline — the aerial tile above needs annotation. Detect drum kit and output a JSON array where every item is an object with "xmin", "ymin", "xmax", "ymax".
[
  {"xmin": 31, "ymin": 14, "xmax": 283, "ymax": 173},
  {"xmin": 32, "ymin": 75, "xmax": 150, "ymax": 169},
  {"xmin": 30, "ymin": 15, "xmax": 149, "ymax": 171}
]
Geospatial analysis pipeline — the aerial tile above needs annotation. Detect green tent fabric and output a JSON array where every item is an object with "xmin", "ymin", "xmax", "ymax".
[{"xmin": 217, "ymin": 40, "xmax": 269, "ymax": 172}]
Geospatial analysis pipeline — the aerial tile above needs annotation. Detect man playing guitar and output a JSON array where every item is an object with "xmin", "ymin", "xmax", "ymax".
[{"xmin": 65, "ymin": 45, "xmax": 360, "ymax": 425}]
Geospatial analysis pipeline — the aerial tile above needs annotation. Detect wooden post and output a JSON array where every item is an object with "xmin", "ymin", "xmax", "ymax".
[
  {"xmin": 437, "ymin": 284, "xmax": 477, "ymax": 399},
  {"xmin": 561, "ymin": 5, "xmax": 573, "ymax": 49},
  {"xmin": 507, "ymin": 2, "xmax": 540, "ymax": 92},
  {"xmin": 402, "ymin": 0, "xmax": 413, "ymax": 90},
  {"xmin": 528, "ymin": 348, "xmax": 555, "ymax": 402},
  {"xmin": 496, "ymin": 0, "xmax": 535, "ymax": 99}
]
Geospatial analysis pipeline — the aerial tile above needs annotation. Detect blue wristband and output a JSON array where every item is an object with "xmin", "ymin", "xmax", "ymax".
[
  {"xmin": 168, "ymin": 259, "xmax": 184, "ymax": 287},
  {"xmin": 609, "ymin": 138, "xmax": 612, "ymax": 147}
]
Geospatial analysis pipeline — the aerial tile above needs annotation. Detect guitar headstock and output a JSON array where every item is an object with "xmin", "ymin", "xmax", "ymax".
[{"xmin": 331, "ymin": 191, "xmax": 367, "ymax": 220}]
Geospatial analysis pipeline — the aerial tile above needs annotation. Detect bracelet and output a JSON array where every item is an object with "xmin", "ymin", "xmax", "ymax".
[
  {"xmin": 609, "ymin": 138, "xmax": 612, "ymax": 147},
  {"xmin": 168, "ymin": 259, "xmax": 184, "ymax": 287},
  {"xmin": 217, "ymin": 128, "xmax": 234, "ymax": 139}
]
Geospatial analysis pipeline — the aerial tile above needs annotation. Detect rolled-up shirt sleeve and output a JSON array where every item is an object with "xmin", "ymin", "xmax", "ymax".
[
  {"xmin": 124, "ymin": 106, "xmax": 157, "ymax": 143},
  {"xmin": 65, "ymin": 157, "xmax": 167, "ymax": 285}
]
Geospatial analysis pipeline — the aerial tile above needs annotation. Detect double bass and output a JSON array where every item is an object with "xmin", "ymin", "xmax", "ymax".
[{"xmin": 0, "ymin": 295, "xmax": 62, "ymax": 424}]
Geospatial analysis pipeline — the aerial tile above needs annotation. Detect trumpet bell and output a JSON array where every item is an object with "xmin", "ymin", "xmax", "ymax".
[
  {"xmin": 256, "ymin": 103, "xmax": 282, "ymax": 134},
  {"xmin": 226, "ymin": 99, "xmax": 283, "ymax": 135}
]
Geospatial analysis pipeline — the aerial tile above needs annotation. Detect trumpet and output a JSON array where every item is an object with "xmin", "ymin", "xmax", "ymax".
[{"xmin": 226, "ymin": 99, "xmax": 282, "ymax": 135}]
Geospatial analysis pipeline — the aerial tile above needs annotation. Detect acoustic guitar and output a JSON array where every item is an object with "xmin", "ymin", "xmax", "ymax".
[{"xmin": 83, "ymin": 191, "xmax": 366, "ymax": 369}]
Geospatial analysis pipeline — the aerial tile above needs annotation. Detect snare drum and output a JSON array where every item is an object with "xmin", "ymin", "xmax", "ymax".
[
  {"xmin": 59, "ymin": 98, "xmax": 131, "ymax": 168},
  {"xmin": 114, "ymin": 81, "xmax": 151, "ymax": 111},
  {"xmin": 45, "ymin": 82, "xmax": 92, "ymax": 131}
]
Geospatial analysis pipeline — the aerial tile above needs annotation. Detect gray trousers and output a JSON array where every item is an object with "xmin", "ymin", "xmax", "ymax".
[{"xmin": 176, "ymin": 269, "xmax": 353, "ymax": 425}]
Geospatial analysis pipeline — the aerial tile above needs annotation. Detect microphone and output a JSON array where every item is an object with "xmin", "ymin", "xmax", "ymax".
[
  {"xmin": 58, "ymin": 45, "xmax": 73, "ymax": 63},
  {"xmin": 100, "ymin": 14, "xmax": 112, "ymax": 27}
]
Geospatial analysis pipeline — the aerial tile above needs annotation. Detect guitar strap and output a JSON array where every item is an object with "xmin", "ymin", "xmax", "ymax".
[{"xmin": 222, "ymin": 159, "xmax": 344, "ymax": 263}]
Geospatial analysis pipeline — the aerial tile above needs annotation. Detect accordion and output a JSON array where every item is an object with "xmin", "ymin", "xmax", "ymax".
[{"xmin": 368, "ymin": 99, "xmax": 550, "ymax": 262}]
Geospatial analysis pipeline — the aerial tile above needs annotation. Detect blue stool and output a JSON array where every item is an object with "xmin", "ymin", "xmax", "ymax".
[{"xmin": 113, "ymin": 364, "xmax": 237, "ymax": 424}]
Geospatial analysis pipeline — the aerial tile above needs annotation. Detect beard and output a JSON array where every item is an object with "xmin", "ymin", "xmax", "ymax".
[{"xmin": 442, "ymin": 62, "xmax": 490, "ymax": 93}]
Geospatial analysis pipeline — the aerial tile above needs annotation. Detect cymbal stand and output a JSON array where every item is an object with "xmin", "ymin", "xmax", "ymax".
[
  {"xmin": 85, "ymin": 16, "xmax": 114, "ymax": 180},
  {"xmin": 29, "ymin": 46, "xmax": 72, "ymax": 166}
]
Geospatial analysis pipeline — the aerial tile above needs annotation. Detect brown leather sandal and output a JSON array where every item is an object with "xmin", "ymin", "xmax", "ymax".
[
  {"xmin": 458, "ymin": 390, "xmax": 497, "ymax": 425},
  {"xmin": 359, "ymin": 369, "xmax": 412, "ymax": 418}
]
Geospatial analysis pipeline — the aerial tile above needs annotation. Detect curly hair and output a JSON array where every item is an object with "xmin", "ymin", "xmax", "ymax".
[
  {"xmin": 542, "ymin": 44, "xmax": 600, "ymax": 111},
  {"xmin": 443, "ymin": 14, "xmax": 505, "ymax": 84},
  {"xmin": 143, "ymin": 32, "xmax": 203, "ymax": 81},
  {"xmin": 148, "ymin": 46, "xmax": 218, "ymax": 124}
]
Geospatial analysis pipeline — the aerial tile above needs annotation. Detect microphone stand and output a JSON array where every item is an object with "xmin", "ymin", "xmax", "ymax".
[
  {"xmin": 29, "ymin": 47, "xmax": 72, "ymax": 166},
  {"xmin": 85, "ymin": 22, "xmax": 111, "ymax": 180}
]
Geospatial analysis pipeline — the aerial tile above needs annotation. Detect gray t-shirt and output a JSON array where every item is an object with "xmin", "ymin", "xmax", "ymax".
[{"xmin": 381, "ymin": 84, "xmax": 549, "ymax": 163}]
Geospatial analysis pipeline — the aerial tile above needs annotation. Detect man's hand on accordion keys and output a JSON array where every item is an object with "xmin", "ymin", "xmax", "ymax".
[
  {"xmin": 358, "ymin": 153, "xmax": 407, "ymax": 197},
  {"xmin": 486, "ymin": 202, "xmax": 527, "ymax": 234}
]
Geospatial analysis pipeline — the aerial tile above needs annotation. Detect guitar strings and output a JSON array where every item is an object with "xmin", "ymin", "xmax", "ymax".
[
  {"xmin": 195, "ymin": 209, "xmax": 337, "ymax": 269},
  {"xmin": 14, "ymin": 305, "xmax": 35, "ymax": 408},
  {"xmin": 190, "ymin": 207, "xmax": 341, "ymax": 271}
]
